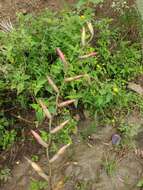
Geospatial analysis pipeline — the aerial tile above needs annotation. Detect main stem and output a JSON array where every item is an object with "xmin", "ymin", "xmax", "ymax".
[{"xmin": 47, "ymin": 119, "xmax": 52, "ymax": 190}]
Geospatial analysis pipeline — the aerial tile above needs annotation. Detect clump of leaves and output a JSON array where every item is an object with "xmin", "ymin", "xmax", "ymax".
[
  {"xmin": 0, "ymin": 168, "xmax": 11, "ymax": 183},
  {"xmin": 0, "ymin": 113, "xmax": 16, "ymax": 150},
  {"xmin": 29, "ymin": 180, "xmax": 48, "ymax": 190}
]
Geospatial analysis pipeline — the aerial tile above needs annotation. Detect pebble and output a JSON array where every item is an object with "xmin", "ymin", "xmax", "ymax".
[{"xmin": 112, "ymin": 134, "xmax": 121, "ymax": 145}]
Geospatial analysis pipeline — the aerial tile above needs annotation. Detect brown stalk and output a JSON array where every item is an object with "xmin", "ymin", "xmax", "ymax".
[{"xmin": 51, "ymin": 119, "xmax": 70, "ymax": 134}]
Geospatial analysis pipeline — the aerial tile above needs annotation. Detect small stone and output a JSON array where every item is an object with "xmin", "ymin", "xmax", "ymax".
[{"xmin": 112, "ymin": 134, "xmax": 121, "ymax": 145}]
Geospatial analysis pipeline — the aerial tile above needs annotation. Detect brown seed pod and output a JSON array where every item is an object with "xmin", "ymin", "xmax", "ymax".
[
  {"xmin": 38, "ymin": 99, "xmax": 52, "ymax": 120},
  {"xmin": 50, "ymin": 144, "xmax": 71, "ymax": 163},
  {"xmin": 31, "ymin": 130, "xmax": 48, "ymax": 148},
  {"xmin": 58, "ymin": 99, "xmax": 76, "ymax": 108},
  {"xmin": 51, "ymin": 119, "xmax": 70, "ymax": 134},
  {"xmin": 64, "ymin": 75, "xmax": 85, "ymax": 82},
  {"xmin": 25, "ymin": 157, "xmax": 49, "ymax": 182},
  {"xmin": 47, "ymin": 76, "xmax": 59, "ymax": 94}
]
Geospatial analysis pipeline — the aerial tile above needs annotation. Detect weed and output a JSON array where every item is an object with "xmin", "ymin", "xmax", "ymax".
[
  {"xmin": 80, "ymin": 121, "xmax": 97, "ymax": 139},
  {"xmin": 103, "ymin": 157, "xmax": 117, "ymax": 176},
  {"xmin": 75, "ymin": 181, "xmax": 91, "ymax": 190},
  {"xmin": 0, "ymin": 168, "xmax": 11, "ymax": 183},
  {"xmin": 0, "ymin": 113, "xmax": 16, "ymax": 150},
  {"xmin": 31, "ymin": 155, "xmax": 39, "ymax": 162},
  {"xmin": 137, "ymin": 179, "xmax": 143, "ymax": 188},
  {"xmin": 29, "ymin": 180, "xmax": 48, "ymax": 190}
]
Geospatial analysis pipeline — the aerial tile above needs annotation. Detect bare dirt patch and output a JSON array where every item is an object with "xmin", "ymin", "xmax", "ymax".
[
  {"xmin": 0, "ymin": 0, "xmax": 76, "ymax": 20},
  {"xmin": 2, "ymin": 118, "xmax": 143, "ymax": 190}
]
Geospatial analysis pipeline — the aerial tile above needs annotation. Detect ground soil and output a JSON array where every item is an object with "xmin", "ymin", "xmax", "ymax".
[
  {"xmin": 0, "ymin": 0, "xmax": 143, "ymax": 190},
  {"xmin": 2, "ymin": 116, "xmax": 143, "ymax": 190},
  {"xmin": 0, "ymin": 0, "xmax": 76, "ymax": 20}
]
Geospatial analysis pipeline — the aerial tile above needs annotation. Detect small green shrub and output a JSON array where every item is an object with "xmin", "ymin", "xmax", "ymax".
[{"xmin": 0, "ymin": 3, "xmax": 142, "ymax": 149}]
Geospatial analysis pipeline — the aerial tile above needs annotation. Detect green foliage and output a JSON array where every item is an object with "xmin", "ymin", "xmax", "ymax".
[
  {"xmin": 29, "ymin": 180, "xmax": 48, "ymax": 190},
  {"xmin": 103, "ymin": 158, "xmax": 117, "ymax": 176},
  {"xmin": 0, "ymin": 5, "xmax": 142, "ymax": 150},
  {"xmin": 137, "ymin": 179, "xmax": 143, "ymax": 188},
  {"xmin": 0, "ymin": 114, "xmax": 16, "ymax": 150},
  {"xmin": 0, "ymin": 168, "xmax": 11, "ymax": 183}
]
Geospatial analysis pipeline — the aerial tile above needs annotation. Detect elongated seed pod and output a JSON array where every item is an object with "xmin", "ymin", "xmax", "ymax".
[
  {"xmin": 79, "ymin": 52, "xmax": 97, "ymax": 59},
  {"xmin": 50, "ymin": 144, "xmax": 71, "ymax": 163},
  {"xmin": 56, "ymin": 48, "xmax": 68, "ymax": 69},
  {"xmin": 25, "ymin": 157, "xmax": 49, "ymax": 182},
  {"xmin": 58, "ymin": 99, "xmax": 76, "ymax": 108},
  {"xmin": 47, "ymin": 76, "xmax": 59, "ymax": 94},
  {"xmin": 81, "ymin": 26, "xmax": 86, "ymax": 46},
  {"xmin": 38, "ymin": 99, "xmax": 52, "ymax": 120},
  {"xmin": 64, "ymin": 75, "xmax": 85, "ymax": 82},
  {"xmin": 51, "ymin": 119, "xmax": 69, "ymax": 134},
  {"xmin": 87, "ymin": 21, "xmax": 94, "ymax": 42},
  {"xmin": 31, "ymin": 130, "xmax": 48, "ymax": 148}
]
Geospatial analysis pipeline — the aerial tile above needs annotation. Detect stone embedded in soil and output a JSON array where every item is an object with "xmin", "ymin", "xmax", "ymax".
[{"xmin": 112, "ymin": 134, "xmax": 121, "ymax": 145}]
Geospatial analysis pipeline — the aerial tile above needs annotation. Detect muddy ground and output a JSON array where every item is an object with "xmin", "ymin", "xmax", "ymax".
[{"xmin": 0, "ymin": 0, "xmax": 143, "ymax": 190}]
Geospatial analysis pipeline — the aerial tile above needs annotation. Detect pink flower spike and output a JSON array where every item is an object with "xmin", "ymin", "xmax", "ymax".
[
  {"xmin": 31, "ymin": 130, "xmax": 48, "ymax": 148},
  {"xmin": 56, "ymin": 48, "xmax": 68, "ymax": 68}
]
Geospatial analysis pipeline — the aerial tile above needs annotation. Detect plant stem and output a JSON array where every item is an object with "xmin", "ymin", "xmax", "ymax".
[{"xmin": 47, "ymin": 118, "xmax": 52, "ymax": 190}]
